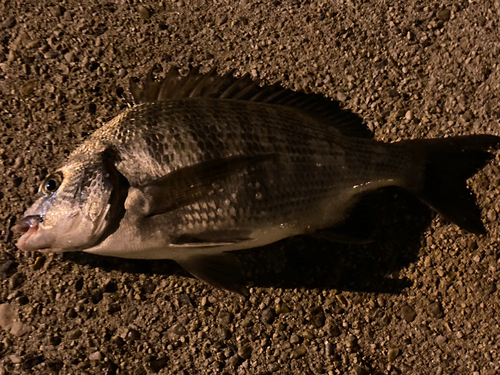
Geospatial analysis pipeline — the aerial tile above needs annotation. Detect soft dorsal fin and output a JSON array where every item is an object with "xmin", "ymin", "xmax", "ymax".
[{"xmin": 128, "ymin": 66, "xmax": 372, "ymax": 139}]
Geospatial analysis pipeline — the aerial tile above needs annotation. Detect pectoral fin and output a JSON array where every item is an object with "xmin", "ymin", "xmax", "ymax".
[
  {"xmin": 125, "ymin": 155, "xmax": 273, "ymax": 217},
  {"xmin": 176, "ymin": 253, "xmax": 249, "ymax": 296}
]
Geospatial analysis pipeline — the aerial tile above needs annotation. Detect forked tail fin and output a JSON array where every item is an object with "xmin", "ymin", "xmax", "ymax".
[{"xmin": 401, "ymin": 135, "xmax": 500, "ymax": 234}]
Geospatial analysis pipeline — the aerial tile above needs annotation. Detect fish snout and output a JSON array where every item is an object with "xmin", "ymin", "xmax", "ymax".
[{"xmin": 12, "ymin": 215, "xmax": 42, "ymax": 234}]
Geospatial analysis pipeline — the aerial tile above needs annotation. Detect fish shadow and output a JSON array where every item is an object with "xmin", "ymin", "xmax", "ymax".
[
  {"xmin": 64, "ymin": 188, "xmax": 434, "ymax": 295},
  {"xmin": 238, "ymin": 188, "xmax": 432, "ymax": 294}
]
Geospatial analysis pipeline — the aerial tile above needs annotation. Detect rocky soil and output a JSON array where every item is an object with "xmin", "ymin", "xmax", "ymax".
[{"xmin": 0, "ymin": 0, "xmax": 499, "ymax": 374}]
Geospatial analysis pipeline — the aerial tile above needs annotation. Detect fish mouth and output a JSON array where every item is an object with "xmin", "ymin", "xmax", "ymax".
[{"xmin": 12, "ymin": 215, "xmax": 44, "ymax": 252}]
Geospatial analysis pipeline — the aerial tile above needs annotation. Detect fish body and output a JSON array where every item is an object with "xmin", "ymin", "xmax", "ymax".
[{"xmin": 13, "ymin": 68, "xmax": 500, "ymax": 293}]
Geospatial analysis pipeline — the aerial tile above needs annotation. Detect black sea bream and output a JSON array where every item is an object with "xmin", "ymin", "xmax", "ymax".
[{"xmin": 13, "ymin": 67, "xmax": 500, "ymax": 294}]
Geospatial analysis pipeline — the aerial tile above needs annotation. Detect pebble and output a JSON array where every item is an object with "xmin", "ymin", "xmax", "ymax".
[
  {"xmin": 337, "ymin": 91, "xmax": 347, "ymax": 102},
  {"xmin": 13, "ymin": 156, "xmax": 24, "ymax": 170},
  {"xmin": 300, "ymin": 331, "xmax": 314, "ymax": 340},
  {"xmin": 290, "ymin": 333, "xmax": 300, "ymax": 344},
  {"xmin": 138, "ymin": 5, "xmax": 151, "ymax": 20},
  {"xmin": 487, "ymin": 209, "xmax": 497, "ymax": 222},
  {"xmin": 2, "ymin": 16, "xmax": 16, "ymax": 29},
  {"xmin": 125, "ymin": 328, "xmax": 140, "ymax": 341},
  {"xmin": 261, "ymin": 308, "xmax": 275, "ymax": 324},
  {"xmin": 228, "ymin": 354, "xmax": 240, "ymax": 367},
  {"xmin": 10, "ymin": 321, "xmax": 29, "ymax": 337},
  {"xmin": 89, "ymin": 351, "xmax": 103, "ymax": 361},
  {"xmin": 64, "ymin": 51, "xmax": 74, "ymax": 63},
  {"xmin": 325, "ymin": 341, "xmax": 334, "ymax": 357},
  {"xmin": 167, "ymin": 324, "xmax": 187, "ymax": 341},
  {"xmin": 435, "ymin": 335, "xmax": 446, "ymax": 345},
  {"xmin": 310, "ymin": 306, "xmax": 325, "ymax": 327},
  {"xmin": 437, "ymin": 9, "xmax": 451, "ymax": 22},
  {"xmin": 354, "ymin": 366, "xmax": 369, "ymax": 375},
  {"xmin": 237, "ymin": 343, "xmax": 252, "ymax": 359},
  {"xmin": 400, "ymin": 305, "xmax": 416, "ymax": 322},
  {"xmin": 218, "ymin": 327, "xmax": 232, "ymax": 340},
  {"xmin": 68, "ymin": 329, "xmax": 82, "ymax": 340},
  {"xmin": 149, "ymin": 357, "xmax": 168, "ymax": 372},
  {"xmin": 427, "ymin": 302, "xmax": 443, "ymax": 319},
  {"xmin": 0, "ymin": 303, "xmax": 15, "ymax": 331},
  {"xmin": 20, "ymin": 81, "xmax": 35, "ymax": 96},
  {"xmin": 275, "ymin": 303, "xmax": 290, "ymax": 314},
  {"xmin": 405, "ymin": 110, "xmax": 413, "ymax": 121},
  {"xmin": 387, "ymin": 348, "xmax": 399, "ymax": 362},
  {"xmin": 291, "ymin": 345, "xmax": 307, "ymax": 359}
]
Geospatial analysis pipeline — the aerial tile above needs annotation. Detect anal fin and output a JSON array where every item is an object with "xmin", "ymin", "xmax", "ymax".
[{"xmin": 176, "ymin": 253, "xmax": 249, "ymax": 296}]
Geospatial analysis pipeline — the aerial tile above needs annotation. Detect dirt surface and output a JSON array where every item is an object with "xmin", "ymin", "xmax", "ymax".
[{"xmin": 1, "ymin": 0, "xmax": 499, "ymax": 374}]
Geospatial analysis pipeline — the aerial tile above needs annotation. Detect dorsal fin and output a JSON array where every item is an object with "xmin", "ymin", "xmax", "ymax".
[{"xmin": 128, "ymin": 66, "xmax": 372, "ymax": 139}]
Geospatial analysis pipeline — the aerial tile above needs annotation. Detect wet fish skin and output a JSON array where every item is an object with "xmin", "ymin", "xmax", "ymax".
[{"xmin": 13, "ymin": 68, "xmax": 500, "ymax": 294}]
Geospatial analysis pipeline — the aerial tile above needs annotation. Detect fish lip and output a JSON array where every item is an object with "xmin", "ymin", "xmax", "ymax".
[
  {"xmin": 12, "ymin": 216, "xmax": 42, "ymax": 252},
  {"xmin": 12, "ymin": 215, "xmax": 42, "ymax": 234}
]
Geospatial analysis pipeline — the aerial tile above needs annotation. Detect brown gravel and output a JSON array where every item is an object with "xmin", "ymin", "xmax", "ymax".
[{"xmin": 1, "ymin": 0, "xmax": 499, "ymax": 374}]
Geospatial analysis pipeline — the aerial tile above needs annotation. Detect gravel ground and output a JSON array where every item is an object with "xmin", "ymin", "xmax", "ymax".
[{"xmin": 1, "ymin": 0, "xmax": 499, "ymax": 374}]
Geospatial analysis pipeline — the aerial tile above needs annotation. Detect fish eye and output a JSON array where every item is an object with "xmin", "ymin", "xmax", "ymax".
[{"xmin": 41, "ymin": 173, "xmax": 63, "ymax": 195}]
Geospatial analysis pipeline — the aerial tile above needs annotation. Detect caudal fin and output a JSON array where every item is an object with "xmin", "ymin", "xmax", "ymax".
[{"xmin": 403, "ymin": 135, "xmax": 500, "ymax": 234}]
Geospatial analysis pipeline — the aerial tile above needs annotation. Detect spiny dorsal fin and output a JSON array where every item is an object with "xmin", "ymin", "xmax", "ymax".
[{"xmin": 128, "ymin": 66, "xmax": 372, "ymax": 139}]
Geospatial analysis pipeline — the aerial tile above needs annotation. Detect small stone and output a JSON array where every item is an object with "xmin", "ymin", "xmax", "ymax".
[
  {"xmin": 138, "ymin": 5, "xmax": 151, "ymax": 20},
  {"xmin": 20, "ymin": 81, "xmax": 35, "ymax": 95},
  {"xmin": 2, "ymin": 16, "xmax": 16, "ymax": 29},
  {"xmin": 10, "ymin": 321, "xmax": 29, "ymax": 337},
  {"xmin": 0, "ymin": 303, "xmax": 15, "ymax": 331},
  {"xmin": 354, "ymin": 365, "xmax": 369, "ymax": 375},
  {"xmin": 337, "ymin": 91, "xmax": 347, "ymax": 102},
  {"xmin": 13, "ymin": 156, "xmax": 24, "ymax": 170},
  {"xmin": 237, "ymin": 343, "xmax": 252, "ymax": 359},
  {"xmin": 68, "ymin": 329, "xmax": 82, "ymax": 340},
  {"xmin": 290, "ymin": 333, "xmax": 300, "ymax": 344},
  {"xmin": 301, "ymin": 331, "xmax": 314, "ymax": 340},
  {"xmin": 387, "ymin": 348, "xmax": 399, "ymax": 362},
  {"xmin": 310, "ymin": 306, "xmax": 326, "ymax": 327},
  {"xmin": 437, "ymin": 9, "xmax": 451, "ymax": 22},
  {"xmin": 127, "ymin": 328, "xmax": 141, "ymax": 341},
  {"xmin": 217, "ymin": 327, "xmax": 231, "ymax": 340},
  {"xmin": 228, "ymin": 354, "xmax": 240, "ymax": 367},
  {"xmin": 487, "ymin": 209, "xmax": 497, "ymax": 222},
  {"xmin": 427, "ymin": 302, "xmax": 443, "ymax": 319},
  {"xmin": 166, "ymin": 324, "xmax": 187, "ymax": 341},
  {"xmin": 64, "ymin": 52, "xmax": 74, "ymax": 63},
  {"xmin": 261, "ymin": 308, "xmax": 275, "ymax": 324},
  {"xmin": 275, "ymin": 303, "xmax": 290, "ymax": 314},
  {"xmin": 291, "ymin": 345, "xmax": 307, "ymax": 359},
  {"xmin": 9, "ymin": 354, "xmax": 22, "ymax": 364},
  {"xmin": 47, "ymin": 360, "xmax": 64, "ymax": 372},
  {"xmin": 400, "ymin": 305, "xmax": 416, "ymax": 322},
  {"xmin": 149, "ymin": 357, "xmax": 168, "ymax": 372},
  {"xmin": 388, "ymin": 88, "xmax": 399, "ymax": 97},
  {"xmin": 20, "ymin": 353, "xmax": 44, "ymax": 370},
  {"xmin": 435, "ymin": 335, "xmax": 446, "ymax": 345},
  {"xmin": 51, "ymin": 5, "xmax": 65, "ymax": 17},
  {"xmin": 89, "ymin": 351, "xmax": 103, "ymax": 361},
  {"xmin": 104, "ymin": 280, "xmax": 118, "ymax": 293},
  {"xmin": 405, "ymin": 110, "xmax": 413, "ymax": 121},
  {"xmin": 49, "ymin": 335, "xmax": 61, "ymax": 346},
  {"xmin": 325, "ymin": 341, "xmax": 334, "ymax": 357}
]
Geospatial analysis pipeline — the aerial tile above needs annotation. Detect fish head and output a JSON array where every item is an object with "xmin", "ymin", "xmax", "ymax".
[{"xmin": 13, "ymin": 152, "xmax": 126, "ymax": 253}]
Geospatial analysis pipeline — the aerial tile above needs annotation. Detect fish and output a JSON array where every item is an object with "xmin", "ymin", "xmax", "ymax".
[{"xmin": 12, "ymin": 66, "xmax": 500, "ymax": 295}]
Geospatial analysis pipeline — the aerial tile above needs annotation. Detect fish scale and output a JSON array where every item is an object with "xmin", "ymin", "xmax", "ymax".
[{"xmin": 12, "ymin": 67, "xmax": 500, "ymax": 295}]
